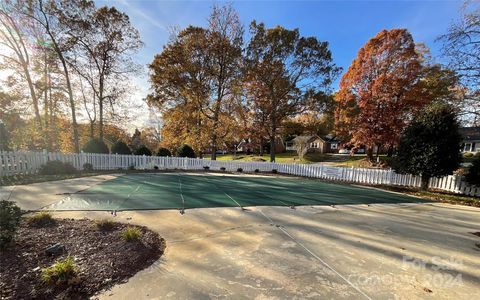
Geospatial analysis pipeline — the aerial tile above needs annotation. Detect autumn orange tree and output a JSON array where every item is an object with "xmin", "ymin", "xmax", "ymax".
[
  {"xmin": 245, "ymin": 22, "xmax": 339, "ymax": 162},
  {"xmin": 335, "ymin": 29, "xmax": 429, "ymax": 160},
  {"xmin": 148, "ymin": 4, "xmax": 243, "ymax": 159}
]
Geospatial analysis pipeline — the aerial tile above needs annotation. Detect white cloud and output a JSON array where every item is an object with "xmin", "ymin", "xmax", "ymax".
[{"xmin": 115, "ymin": 0, "xmax": 168, "ymax": 31}]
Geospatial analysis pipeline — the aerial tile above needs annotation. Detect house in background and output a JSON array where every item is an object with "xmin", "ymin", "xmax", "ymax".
[
  {"xmin": 236, "ymin": 137, "xmax": 285, "ymax": 154},
  {"xmin": 460, "ymin": 127, "xmax": 480, "ymax": 153},
  {"xmin": 287, "ymin": 134, "xmax": 340, "ymax": 154}
]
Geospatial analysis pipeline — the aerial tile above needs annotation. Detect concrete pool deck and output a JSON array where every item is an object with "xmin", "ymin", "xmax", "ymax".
[
  {"xmin": 2, "ymin": 174, "xmax": 479, "ymax": 299},
  {"xmin": 52, "ymin": 203, "xmax": 480, "ymax": 299}
]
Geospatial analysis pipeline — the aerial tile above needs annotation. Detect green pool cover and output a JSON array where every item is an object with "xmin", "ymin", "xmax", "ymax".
[{"xmin": 47, "ymin": 173, "xmax": 425, "ymax": 211}]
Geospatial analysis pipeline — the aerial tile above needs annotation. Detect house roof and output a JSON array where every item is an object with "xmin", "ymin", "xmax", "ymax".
[
  {"xmin": 323, "ymin": 134, "xmax": 341, "ymax": 143},
  {"xmin": 292, "ymin": 135, "xmax": 320, "ymax": 144},
  {"xmin": 459, "ymin": 127, "xmax": 480, "ymax": 141},
  {"xmin": 291, "ymin": 134, "xmax": 341, "ymax": 144}
]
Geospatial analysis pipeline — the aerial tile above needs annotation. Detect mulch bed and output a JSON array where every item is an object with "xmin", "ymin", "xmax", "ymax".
[{"xmin": 0, "ymin": 218, "xmax": 165, "ymax": 299}]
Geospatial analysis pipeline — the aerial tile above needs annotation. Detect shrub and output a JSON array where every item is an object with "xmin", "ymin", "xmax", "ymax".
[
  {"xmin": 82, "ymin": 138, "xmax": 109, "ymax": 154},
  {"xmin": 111, "ymin": 140, "xmax": 131, "ymax": 154},
  {"xmin": 27, "ymin": 212, "xmax": 55, "ymax": 227},
  {"xmin": 272, "ymin": 169, "xmax": 278, "ymax": 174},
  {"xmin": 134, "ymin": 145, "xmax": 152, "ymax": 156},
  {"xmin": 63, "ymin": 162, "xmax": 77, "ymax": 174},
  {"xmin": 254, "ymin": 169, "xmax": 259, "ymax": 173},
  {"xmin": 157, "ymin": 147, "xmax": 171, "ymax": 157},
  {"xmin": 121, "ymin": 226, "xmax": 142, "ymax": 242},
  {"xmin": 475, "ymin": 152, "xmax": 480, "ymax": 158},
  {"xmin": 176, "ymin": 144, "xmax": 195, "ymax": 158},
  {"xmin": 0, "ymin": 200, "xmax": 22, "ymax": 250},
  {"xmin": 83, "ymin": 163, "xmax": 93, "ymax": 172},
  {"xmin": 153, "ymin": 165, "xmax": 159, "ymax": 170},
  {"xmin": 237, "ymin": 168, "xmax": 243, "ymax": 172},
  {"xmin": 466, "ymin": 156, "xmax": 480, "ymax": 185},
  {"xmin": 94, "ymin": 219, "xmax": 115, "ymax": 231},
  {"xmin": 41, "ymin": 256, "xmax": 77, "ymax": 285},
  {"xmin": 220, "ymin": 167, "xmax": 226, "ymax": 171},
  {"xmin": 128, "ymin": 165, "xmax": 135, "ymax": 171},
  {"xmin": 464, "ymin": 152, "xmax": 474, "ymax": 158},
  {"xmin": 393, "ymin": 102, "xmax": 462, "ymax": 190},
  {"xmin": 39, "ymin": 160, "xmax": 77, "ymax": 175},
  {"xmin": 203, "ymin": 166, "xmax": 210, "ymax": 171}
]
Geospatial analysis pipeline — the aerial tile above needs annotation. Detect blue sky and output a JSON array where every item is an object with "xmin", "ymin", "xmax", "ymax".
[{"xmin": 97, "ymin": 0, "xmax": 463, "ymax": 125}]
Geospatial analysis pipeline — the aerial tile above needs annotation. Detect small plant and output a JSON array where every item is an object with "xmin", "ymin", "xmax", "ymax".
[
  {"xmin": 41, "ymin": 256, "xmax": 77, "ymax": 285},
  {"xmin": 94, "ymin": 219, "xmax": 115, "ymax": 231},
  {"xmin": 27, "ymin": 211, "xmax": 55, "ymax": 227},
  {"xmin": 466, "ymin": 156, "xmax": 480, "ymax": 185},
  {"xmin": 128, "ymin": 165, "xmax": 135, "ymax": 171},
  {"xmin": 39, "ymin": 160, "xmax": 77, "ymax": 175},
  {"xmin": 111, "ymin": 140, "xmax": 131, "ymax": 154},
  {"xmin": 272, "ymin": 169, "xmax": 278, "ymax": 174},
  {"xmin": 254, "ymin": 169, "xmax": 260, "ymax": 173},
  {"xmin": 121, "ymin": 226, "xmax": 142, "ymax": 242},
  {"xmin": 153, "ymin": 165, "xmax": 159, "ymax": 170},
  {"xmin": 464, "ymin": 152, "xmax": 474, "ymax": 158},
  {"xmin": 134, "ymin": 145, "xmax": 152, "ymax": 156},
  {"xmin": 157, "ymin": 147, "xmax": 171, "ymax": 157},
  {"xmin": 82, "ymin": 138, "xmax": 109, "ymax": 154},
  {"xmin": 237, "ymin": 168, "xmax": 243, "ymax": 172},
  {"xmin": 203, "ymin": 166, "xmax": 210, "ymax": 171},
  {"xmin": 83, "ymin": 163, "xmax": 93, "ymax": 172},
  {"xmin": 0, "ymin": 200, "xmax": 22, "ymax": 250},
  {"xmin": 220, "ymin": 167, "xmax": 226, "ymax": 171},
  {"xmin": 176, "ymin": 144, "xmax": 196, "ymax": 158}
]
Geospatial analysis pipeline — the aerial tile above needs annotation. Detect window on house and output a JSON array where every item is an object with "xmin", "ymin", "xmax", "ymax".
[
  {"xmin": 310, "ymin": 142, "xmax": 318, "ymax": 148},
  {"xmin": 464, "ymin": 143, "xmax": 472, "ymax": 152},
  {"xmin": 331, "ymin": 143, "xmax": 338, "ymax": 150}
]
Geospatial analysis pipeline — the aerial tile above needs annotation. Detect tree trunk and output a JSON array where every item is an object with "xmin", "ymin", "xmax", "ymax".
[
  {"xmin": 43, "ymin": 54, "xmax": 49, "ymax": 149},
  {"xmin": 99, "ymin": 98, "xmax": 104, "ymax": 140},
  {"xmin": 211, "ymin": 146, "xmax": 217, "ymax": 160},
  {"xmin": 42, "ymin": 12, "xmax": 80, "ymax": 152},
  {"xmin": 23, "ymin": 64, "xmax": 43, "ymax": 134},
  {"xmin": 366, "ymin": 147, "xmax": 374, "ymax": 161},
  {"xmin": 259, "ymin": 138, "xmax": 264, "ymax": 156},
  {"xmin": 89, "ymin": 121, "xmax": 95, "ymax": 139},
  {"xmin": 270, "ymin": 120, "xmax": 277, "ymax": 162},
  {"xmin": 55, "ymin": 51, "xmax": 79, "ymax": 152},
  {"xmin": 210, "ymin": 115, "xmax": 219, "ymax": 160},
  {"xmin": 387, "ymin": 145, "xmax": 394, "ymax": 157},
  {"xmin": 99, "ymin": 76, "xmax": 104, "ymax": 140},
  {"xmin": 421, "ymin": 175, "xmax": 430, "ymax": 191},
  {"xmin": 270, "ymin": 137, "xmax": 275, "ymax": 162}
]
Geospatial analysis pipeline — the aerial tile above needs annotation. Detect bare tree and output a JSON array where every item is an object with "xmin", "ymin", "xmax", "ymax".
[
  {"xmin": 439, "ymin": 2, "xmax": 480, "ymax": 123},
  {"xmin": 17, "ymin": 0, "xmax": 83, "ymax": 152},
  {"xmin": 66, "ymin": 5, "xmax": 143, "ymax": 140},
  {"xmin": 0, "ymin": 3, "xmax": 43, "ymax": 135}
]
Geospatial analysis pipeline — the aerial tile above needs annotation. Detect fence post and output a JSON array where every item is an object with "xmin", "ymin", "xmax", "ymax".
[
  {"xmin": 80, "ymin": 151, "xmax": 86, "ymax": 170},
  {"xmin": 42, "ymin": 149, "xmax": 48, "ymax": 164}
]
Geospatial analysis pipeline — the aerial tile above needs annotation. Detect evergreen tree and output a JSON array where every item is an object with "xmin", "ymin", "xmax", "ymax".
[{"xmin": 394, "ymin": 102, "xmax": 462, "ymax": 190}]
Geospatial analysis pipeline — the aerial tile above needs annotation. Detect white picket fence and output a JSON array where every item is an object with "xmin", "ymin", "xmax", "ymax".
[{"xmin": 0, "ymin": 150, "xmax": 478, "ymax": 197}]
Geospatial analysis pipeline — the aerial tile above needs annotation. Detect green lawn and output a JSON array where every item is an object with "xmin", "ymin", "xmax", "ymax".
[
  {"xmin": 211, "ymin": 152, "xmax": 392, "ymax": 168},
  {"xmin": 329, "ymin": 155, "xmax": 393, "ymax": 168},
  {"xmin": 211, "ymin": 152, "xmax": 331, "ymax": 163},
  {"xmin": 379, "ymin": 186, "xmax": 480, "ymax": 208}
]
